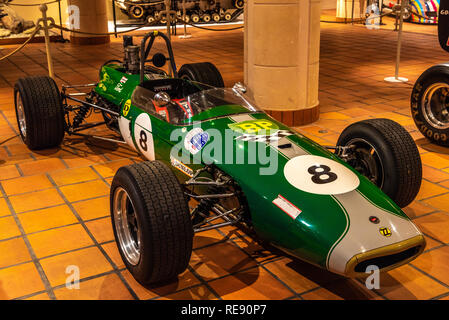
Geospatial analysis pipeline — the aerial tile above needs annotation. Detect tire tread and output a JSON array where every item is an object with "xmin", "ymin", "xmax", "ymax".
[
  {"xmin": 111, "ymin": 161, "xmax": 193, "ymax": 285},
  {"xmin": 14, "ymin": 76, "xmax": 64, "ymax": 150}
]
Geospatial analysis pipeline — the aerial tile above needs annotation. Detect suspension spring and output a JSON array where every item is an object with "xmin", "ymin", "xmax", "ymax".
[{"xmin": 72, "ymin": 105, "xmax": 90, "ymax": 129}]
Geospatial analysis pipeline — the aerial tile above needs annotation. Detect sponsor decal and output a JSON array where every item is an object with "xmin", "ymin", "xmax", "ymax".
[
  {"xmin": 228, "ymin": 119, "xmax": 293, "ymax": 143},
  {"xmin": 184, "ymin": 128, "xmax": 209, "ymax": 155},
  {"xmin": 98, "ymin": 83, "xmax": 107, "ymax": 91},
  {"xmin": 174, "ymin": 99, "xmax": 194, "ymax": 119},
  {"xmin": 153, "ymin": 103, "xmax": 169, "ymax": 122},
  {"xmin": 379, "ymin": 227, "xmax": 392, "ymax": 237},
  {"xmin": 272, "ymin": 194, "xmax": 302, "ymax": 220},
  {"xmin": 228, "ymin": 119, "xmax": 280, "ymax": 135},
  {"xmin": 123, "ymin": 99, "xmax": 131, "ymax": 117},
  {"xmin": 170, "ymin": 156, "xmax": 194, "ymax": 177},
  {"xmin": 114, "ymin": 76, "xmax": 128, "ymax": 93},
  {"xmin": 236, "ymin": 130, "xmax": 293, "ymax": 143},
  {"xmin": 98, "ymin": 71, "xmax": 112, "ymax": 91},
  {"xmin": 158, "ymin": 109, "xmax": 168, "ymax": 119}
]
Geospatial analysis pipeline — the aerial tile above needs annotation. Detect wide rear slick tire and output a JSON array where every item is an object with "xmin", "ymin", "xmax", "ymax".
[
  {"xmin": 110, "ymin": 161, "xmax": 193, "ymax": 286},
  {"xmin": 337, "ymin": 119, "xmax": 422, "ymax": 208},
  {"xmin": 14, "ymin": 76, "xmax": 65, "ymax": 150},
  {"xmin": 411, "ymin": 64, "xmax": 449, "ymax": 146},
  {"xmin": 178, "ymin": 62, "xmax": 225, "ymax": 87}
]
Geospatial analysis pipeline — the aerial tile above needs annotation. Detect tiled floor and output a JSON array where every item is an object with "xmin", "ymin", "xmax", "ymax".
[{"xmin": 1, "ymin": 19, "xmax": 449, "ymax": 300}]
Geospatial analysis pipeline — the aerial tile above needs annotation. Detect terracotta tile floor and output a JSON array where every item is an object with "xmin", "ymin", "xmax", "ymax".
[{"xmin": 1, "ymin": 21, "xmax": 449, "ymax": 300}]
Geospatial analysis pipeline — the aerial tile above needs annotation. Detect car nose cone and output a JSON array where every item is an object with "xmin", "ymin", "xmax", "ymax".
[{"xmin": 326, "ymin": 191, "xmax": 425, "ymax": 276}]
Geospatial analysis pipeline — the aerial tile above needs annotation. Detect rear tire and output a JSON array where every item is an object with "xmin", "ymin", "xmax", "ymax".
[
  {"xmin": 14, "ymin": 76, "xmax": 65, "ymax": 150},
  {"xmin": 179, "ymin": 62, "xmax": 225, "ymax": 87},
  {"xmin": 110, "ymin": 161, "xmax": 193, "ymax": 286},
  {"xmin": 411, "ymin": 64, "xmax": 449, "ymax": 146},
  {"xmin": 337, "ymin": 118, "xmax": 422, "ymax": 208}
]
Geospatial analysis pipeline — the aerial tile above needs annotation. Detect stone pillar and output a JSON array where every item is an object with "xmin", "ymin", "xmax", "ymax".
[
  {"xmin": 68, "ymin": 0, "xmax": 110, "ymax": 45},
  {"xmin": 244, "ymin": 0, "xmax": 321, "ymax": 126},
  {"xmin": 336, "ymin": 0, "xmax": 365, "ymax": 22}
]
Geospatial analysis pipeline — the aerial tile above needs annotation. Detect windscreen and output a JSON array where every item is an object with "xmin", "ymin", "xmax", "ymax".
[
  {"xmin": 180, "ymin": 87, "xmax": 260, "ymax": 124},
  {"xmin": 132, "ymin": 79, "xmax": 260, "ymax": 125}
]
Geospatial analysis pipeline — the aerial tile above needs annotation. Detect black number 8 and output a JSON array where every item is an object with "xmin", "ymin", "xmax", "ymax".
[
  {"xmin": 308, "ymin": 165, "xmax": 338, "ymax": 184},
  {"xmin": 139, "ymin": 130, "xmax": 148, "ymax": 152}
]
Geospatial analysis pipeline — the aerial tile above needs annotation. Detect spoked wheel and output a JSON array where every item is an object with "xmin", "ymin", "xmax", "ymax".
[
  {"xmin": 411, "ymin": 64, "xmax": 449, "ymax": 146},
  {"xmin": 112, "ymin": 187, "xmax": 141, "ymax": 266},
  {"xmin": 337, "ymin": 118, "xmax": 422, "ymax": 208}
]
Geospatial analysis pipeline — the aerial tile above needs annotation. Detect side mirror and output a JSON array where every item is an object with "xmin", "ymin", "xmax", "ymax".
[
  {"xmin": 152, "ymin": 53, "xmax": 167, "ymax": 68},
  {"xmin": 233, "ymin": 82, "xmax": 247, "ymax": 94},
  {"xmin": 154, "ymin": 92, "xmax": 171, "ymax": 107}
]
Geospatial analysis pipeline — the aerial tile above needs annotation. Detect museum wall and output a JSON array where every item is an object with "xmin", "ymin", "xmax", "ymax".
[
  {"xmin": 9, "ymin": 0, "xmax": 335, "ymax": 28},
  {"xmin": 3, "ymin": 0, "xmax": 129, "ymax": 27},
  {"xmin": 6, "ymin": 0, "xmax": 69, "ymax": 22}
]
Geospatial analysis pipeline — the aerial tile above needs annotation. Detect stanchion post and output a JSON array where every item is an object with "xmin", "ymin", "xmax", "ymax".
[
  {"xmin": 165, "ymin": 0, "xmax": 171, "ymax": 40},
  {"xmin": 113, "ymin": 0, "xmax": 118, "ymax": 38},
  {"xmin": 163, "ymin": 0, "xmax": 174, "ymax": 76},
  {"xmin": 384, "ymin": 1, "xmax": 408, "ymax": 83},
  {"xmin": 179, "ymin": 0, "xmax": 192, "ymax": 39},
  {"xmin": 39, "ymin": 4, "xmax": 55, "ymax": 79},
  {"xmin": 395, "ymin": 3, "xmax": 405, "ymax": 78}
]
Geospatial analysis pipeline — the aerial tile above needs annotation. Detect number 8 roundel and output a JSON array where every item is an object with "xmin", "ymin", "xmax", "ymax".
[
  {"xmin": 284, "ymin": 155, "xmax": 360, "ymax": 195},
  {"xmin": 134, "ymin": 113, "xmax": 155, "ymax": 161}
]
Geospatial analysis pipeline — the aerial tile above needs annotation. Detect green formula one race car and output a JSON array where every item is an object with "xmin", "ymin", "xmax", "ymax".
[{"xmin": 14, "ymin": 31, "xmax": 425, "ymax": 286}]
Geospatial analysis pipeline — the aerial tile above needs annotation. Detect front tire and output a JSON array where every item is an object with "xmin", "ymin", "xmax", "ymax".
[
  {"xmin": 110, "ymin": 161, "xmax": 193, "ymax": 286},
  {"xmin": 411, "ymin": 64, "xmax": 449, "ymax": 146},
  {"xmin": 14, "ymin": 76, "xmax": 65, "ymax": 150},
  {"xmin": 178, "ymin": 62, "xmax": 225, "ymax": 87},
  {"xmin": 337, "ymin": 119, "xmax": 422, "ymax": 208}
]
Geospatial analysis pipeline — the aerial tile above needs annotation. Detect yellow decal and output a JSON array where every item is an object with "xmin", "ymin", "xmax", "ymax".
[
  {"xmin": 154, "ymin": 30, "xmax": 159, "ymax": 36},
  {"xmin": 228, "ymin": 119, "xmax": 279, "ymax": 135},
  {"xmin": 123, "ymin": 99, "xmax": 132, "ymax": 116},
  {"xmin": 379, "ymin": 227, "xmax": 392, "ymax": 237},
  {"xmin": 98, "ymin": 83, "xmax": 107, "ymax": 91}
]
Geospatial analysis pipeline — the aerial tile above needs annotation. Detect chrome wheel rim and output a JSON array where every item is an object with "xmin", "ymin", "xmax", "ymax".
[
  {"xmin": 421, "ymin": 82, "xmax": 449, "ymax": 129},
  {"xmin": 16, "ymin": 92, "xmax": 26, "ymax": 138},
  {"xmin": 113, "ymin": 187, "xmax": 141, "ymax": 266},
  {"xmin": 346, "ymin": 138, "xmax": 384, "ymax": 189}
]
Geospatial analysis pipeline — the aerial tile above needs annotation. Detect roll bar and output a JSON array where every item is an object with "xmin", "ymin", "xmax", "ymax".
[{"xmin": 140, "ymin": 31, "xmax": 178, "ymax": 83}]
